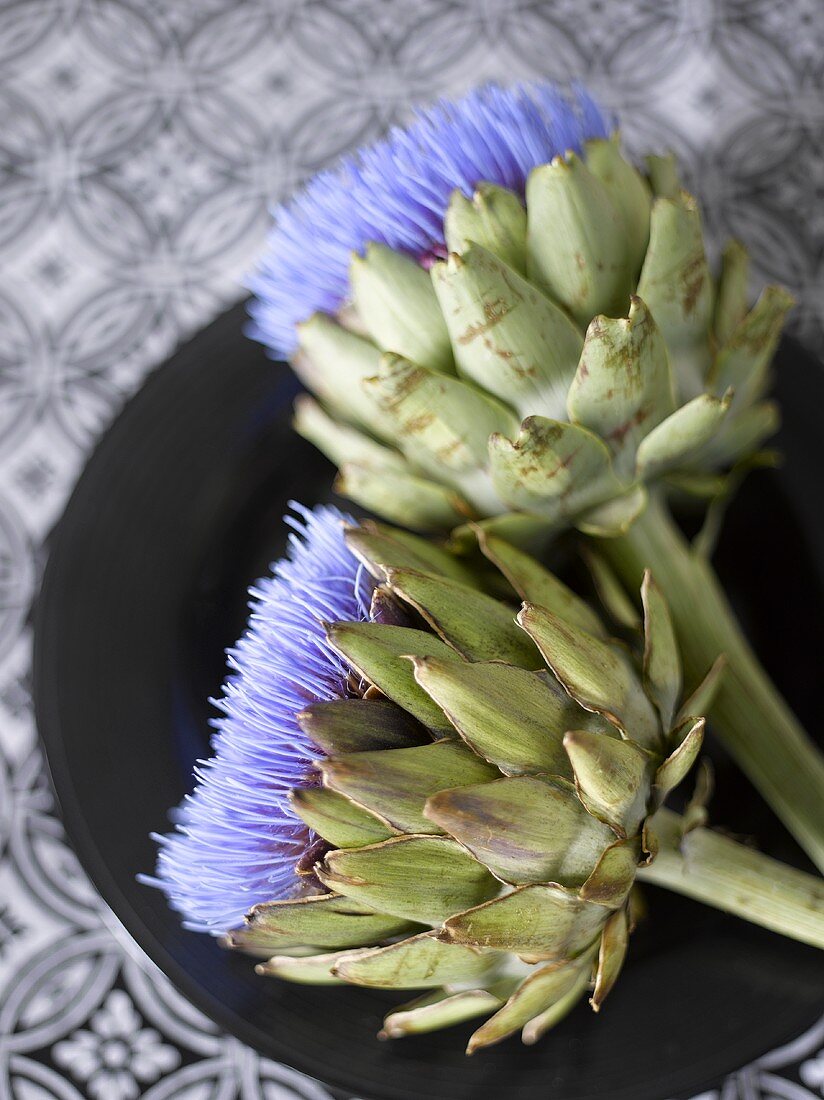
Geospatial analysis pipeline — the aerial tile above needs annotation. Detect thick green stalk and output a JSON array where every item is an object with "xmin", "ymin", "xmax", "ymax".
[
  {"xmin": 601, "ymin": 492, "xmax": 824, "ymax": 873},
  {"xmin": 639, "ymin": 808, "xmax": 824, "ymax": 948}
]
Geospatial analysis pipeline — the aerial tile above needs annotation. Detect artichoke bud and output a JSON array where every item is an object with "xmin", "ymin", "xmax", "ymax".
[
  {"xmin": 431, "ymin": 245, "xmax": 583, "ymax": 420},
  {"xmin": 444, "ymin": 182, "xmax": 528, "ymax": 273},
  {"xmin": 644, "ymin": 152, "xmax": 681, "ymax": 198},
  {"xmin": 350, "ymin": 243, "xmax": 455, "ymax": 373},
  {"xmin": 584, "ymin": 135, "xmax": 652, "ymax": 276},
  {"xmin": 708, "ymin": 284, "xmax": 795, "ymax": 410},
  {"xmin": 363, "ymin": 351, "xmax": 516, "ymax": 515},
  {"xmin": 293, "ymin": 140, "xmax": 791, "ymax": 539},
  {"xmin": 635, "ymin": 390, "xmax": 733, "ymax": 481},
  {"xmin": 636, "ymin": 192, "xmax": 713, "ymax": 399},
  {"xmin": 231, "ymin": 524, "xmax": 706, "ymax": 1050},
  {"xmin": 488, "ymin": 416, "xmax": 625, "ymax": 525},
  {"xmin": 292, "ymin": 314, "xmax": 388, "ymax": 439},
  {"xmin": 293, "ymin": 394, "xmax": 407, "ymax": 474},
  {"xmin": 713, "ymin": 239, "xmax": 750, "ymax": 346},
  {"xmin": 336, "ymin": 462, "xmax": 470, "ymax": 533},
  {"xmin": 568, "ymin": 297, "xmax": 675, "ymax": 480},
  {"xmin": 526, "ymin": 153, "xmax": 633, "ymax": 326}
]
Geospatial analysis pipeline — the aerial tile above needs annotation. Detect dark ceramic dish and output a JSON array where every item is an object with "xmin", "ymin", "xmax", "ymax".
[{"xmin": 34, "ymin": 304, "xmax": 824, "ymax": 1100}]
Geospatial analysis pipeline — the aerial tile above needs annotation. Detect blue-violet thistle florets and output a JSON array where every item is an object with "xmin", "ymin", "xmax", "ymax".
[
  {"xmin": 247, "ymin": 81, "xmax": 612, "ymax": 359},
  {"xmin": 142, "ymin": 503, "xmax": 371, "ymax": 934}
]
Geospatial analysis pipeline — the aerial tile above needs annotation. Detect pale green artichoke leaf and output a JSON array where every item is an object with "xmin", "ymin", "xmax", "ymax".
[
  {"xmin": 318, "ymin": 834, "xmax": 499, "ymax": 924},
  {"xmin": 448, "ymin": 512, "xmax": 556, "ymax": 556},
  {"xmin": 441, "ymin": 883, "xmax": 608, "ymax": 959},
  {"xmin": 644, "ymin": 153, "xmax": 681, "ymax": 199},
  {"xmin": 298, "ymin": 697, "xmax": 431, "ymax": 755},
  {"xmin": 425, "ymin": 774, "xmax": 616, "ymax": 887},
  {"xmin": 290, "ymin": 786, "xmax": 396, "ymax": 848},
  {"xmin": 674, "ymin": 655, "xmax": 726, "ymax": 727},
  {"xmin": 563, "ymin": 729, "xmax": 655, "ymax": 836},
  {"xmin": 364, "ymin": 352, "xmax": 519, "ymax": 478},
  {"xmin": 489, "ymin": 416, "xmax": 625, "ymax": 521},
  {"xmin": 690, "ymin": 400, "xmax": 779, "ymax": 470},
  {"xmin": 334, "ymin": 930, "xmax": 500, "ymax": 989},
  {"xmin": 381, "ymin": 987, "xmax": 506, "ymax": 1039},
  {"xmin": 294, "ymin": 395, "xmax": 408, "ymax": 473},
  {"xmin": 431, "ymin": 244, "xmax": 583, "ymax": 420},
  {"xmin": 385, "ymin": 567, "xmax": 540, "ymax": 668},
  {"xmin": 478, "ymin": 530, "xmax": 608, "ymax": 639},
  {"xmin": 636, "ymin": 193, "xmax": 713, "ymax": 399},
  {"xmin": 318, "ymin": 739, "xmax": 499, "ymax": 835},
  {"xmin": 591, "ymin": 906, "xmax": 630, "ymax": 1011},
  {"xmin": 344, "ymin": 521, "xmax": 479, "ymax": 587},
  {"xmin": 654, "ymin": 716, "xmax": 705, "ymax": 802},
  {"xmin": 410, "ymin": 656, "xmax": 604, "ymax": 778},
  {"xmin": 518, "ymin": 603, "xmax": 661, "ymax": 748},
  {"xmin": 709, "ymin": 285, "xmax": 794, "ymax": 410},
  {"xmin": 635, "ymin": 392, "xmax": 733, "ymax": 481},
  {"xmin": 520, "ymin": 964, "xmax": 594, "ymax": 1045},
  {"xmin": 580, "ymin": 546, "xmax": 641, "ymax": 631},
  {"xmin": 641, "ymin": 571, "xmax": 682, "ymax": 729},
  {"xmin": 350, "ymin": 242, "xmax": 455, "ymax": 373},
  {"xmin": 325, "ymin": 621, "xmax": 462, "ymax": 732},
  {"xmin": 227, "ymin": 894, "xmax": 416, "ymax": 953},
  {"xmin": 584, "ymin": 135, "xmax": 652, "ymax": 276},
  {"xmin": 568, "ymin": 297, "xmax": 676, "ymax": 479},
  {"xmin": 336, "ymin": 463, "xmax": 470, "ymax": 533},
  {"xmin": 526, "ymin": 154, "xmax": 633, "ymax": 327},
  {"xmin": 256, "ymin": 949, "xmax": 357, "ymax": 985},
  {"xmin": 293, "ymin": 314, "xmax": 389, "ymax": 438},
  {"xmin": 713, "ymin": 239, "xmax": 751, "ymax": 347},
  {"xmin": 444, "ymin": 182, "xmax": 528, "ymax": 273},
  {"xmin": 575, "ymin": 485, "xmax": 648, "ymax": 539},
  {"xmin": 579, "ymin": 837, "xmax": 642, "ymax": 909},
  {"xmin": 466, "ymin": 956, "xmax": 590, "ymax": 1053}
]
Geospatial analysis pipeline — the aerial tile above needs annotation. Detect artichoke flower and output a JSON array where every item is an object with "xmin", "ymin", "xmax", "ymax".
[
  {"xmin": 147, "ymin": 507, "xmax": 824, "ymax": 1050},
  {"xmin": 289, "ymin": 142, "xmax": 789, "ymax": 542},
  {"xmin": 249, "ymin": 83, "xmax": 824, "ymax": 874},
  {"xmin": 229, "ymin": 520, "xmax": 713, "ymax": 1049}
]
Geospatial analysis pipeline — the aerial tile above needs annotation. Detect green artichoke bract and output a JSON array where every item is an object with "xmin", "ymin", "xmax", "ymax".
[
  {"xmin": 292, "ymin": 139, "xmax": 789, "ymax": 542},
  {"xmin": 226, "ymin": 523, "xmax": 708, "ymax": 1049}
]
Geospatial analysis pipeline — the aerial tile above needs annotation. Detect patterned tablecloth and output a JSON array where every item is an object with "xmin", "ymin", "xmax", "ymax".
[{"xmin": 1, "ymin": 2, "xmax": 823, "ymax": 1098}]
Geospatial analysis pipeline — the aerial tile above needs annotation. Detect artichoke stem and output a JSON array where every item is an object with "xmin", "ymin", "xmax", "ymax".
[
  {"xmin": 600, "ymin": 492, "xmax": 824, "ymax": 873},
  {"xmin": 639, "ymin": 808, "xmax": 824, "ymax": 949}
]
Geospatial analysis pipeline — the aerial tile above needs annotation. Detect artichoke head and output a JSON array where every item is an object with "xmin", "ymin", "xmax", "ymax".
[
  {"xmin": 226, "ymin": 523, "xmax": 709, "ymax": 1050},
  {"xmin": 292, "ymin": 138, "xmax": 792, "ymax": 543}
]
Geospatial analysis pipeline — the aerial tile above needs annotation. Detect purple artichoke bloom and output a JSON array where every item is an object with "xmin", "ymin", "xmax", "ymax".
[
  {"xmin": 247, "ymin": 81, "xmax": 612, "ymax": 359},
  {"xmin": 142, "ymin": 504, "xmax": 371, "ymax": 934}
]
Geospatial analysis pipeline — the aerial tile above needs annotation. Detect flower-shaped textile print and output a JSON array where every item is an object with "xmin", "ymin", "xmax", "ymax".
[{"xmin": 53, "ymin": 990, "xmax": 179, "ymax": 1100}]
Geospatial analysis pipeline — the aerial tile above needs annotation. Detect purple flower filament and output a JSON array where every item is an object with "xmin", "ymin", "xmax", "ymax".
[
  {"xmin": 142, "ymin": 504, "xmax": 371, "ymax": 934},
  {"xmin": 247, "ymin": 81, "xmax": 613, "ymax": 359}
]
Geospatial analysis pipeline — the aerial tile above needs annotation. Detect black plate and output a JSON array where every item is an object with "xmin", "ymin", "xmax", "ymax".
[{"xmin": 34, "ymin": 303, "xmax": 824, "ymax": 1100}]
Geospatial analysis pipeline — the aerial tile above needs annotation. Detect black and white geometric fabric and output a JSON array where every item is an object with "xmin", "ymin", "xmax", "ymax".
[{"xmin": 1, "ymin": 2, "xmax": 823, "ymax": 1097}]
